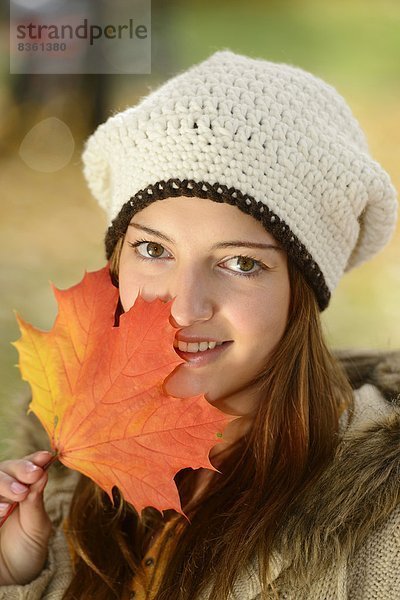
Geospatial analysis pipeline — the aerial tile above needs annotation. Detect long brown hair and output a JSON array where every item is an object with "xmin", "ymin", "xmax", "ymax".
[{"xmin": 62, "ymin": 235, "xmax": 353, "ymax": 600}]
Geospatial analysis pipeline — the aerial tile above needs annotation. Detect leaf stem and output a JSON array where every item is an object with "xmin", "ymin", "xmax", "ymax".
[{"xmin": 0, "ymin": 452, "xmax": 59, "ymax": 529}]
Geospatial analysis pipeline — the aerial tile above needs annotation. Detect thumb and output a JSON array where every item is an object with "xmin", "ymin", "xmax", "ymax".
[{"xmin": 18, "ymin": 471, "xmax": 52, "ymax": 543}]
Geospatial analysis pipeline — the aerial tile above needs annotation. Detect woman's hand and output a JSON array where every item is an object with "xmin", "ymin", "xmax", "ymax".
[{"xmin": 0, "ymin": 450, "xmax": 53, "ymax": 585}]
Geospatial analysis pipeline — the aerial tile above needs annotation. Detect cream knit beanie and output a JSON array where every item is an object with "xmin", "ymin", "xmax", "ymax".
[{"xmin": 82, "ymin": 50, "xmax": 398, "ymax": 310}]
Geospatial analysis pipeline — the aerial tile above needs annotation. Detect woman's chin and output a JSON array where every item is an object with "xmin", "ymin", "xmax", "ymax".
[{"xmin": 163, "ymin": 369, "xmax": 210, "ymax": 400}]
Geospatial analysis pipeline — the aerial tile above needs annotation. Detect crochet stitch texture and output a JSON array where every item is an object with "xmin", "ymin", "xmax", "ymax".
[{"xmin": 82, "ymin": 50, "xmax": 398, "ymax": 309}]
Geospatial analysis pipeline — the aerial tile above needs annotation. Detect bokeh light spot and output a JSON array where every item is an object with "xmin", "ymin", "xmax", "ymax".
[{"xmin": 19, "ymin": 117, "xmax": 75, "ymax": 173}]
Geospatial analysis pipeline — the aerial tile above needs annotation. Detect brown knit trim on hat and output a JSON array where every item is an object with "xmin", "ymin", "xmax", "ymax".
[{"xmin": 104, "ymin": 179, "xmax": 331, "ymax": 311}]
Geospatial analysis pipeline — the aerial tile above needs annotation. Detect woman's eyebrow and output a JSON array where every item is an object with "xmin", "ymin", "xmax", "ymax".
[{"xmin": 129, "ymin": 223, "xmax": 282, "ymax": 252}]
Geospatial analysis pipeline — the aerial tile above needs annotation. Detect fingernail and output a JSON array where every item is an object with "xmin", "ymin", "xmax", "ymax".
[
  {"xmin": 37, "ymin": 451, "xmax": 52, "ymax": 459},
  {"xmin": 11, "ymin": 481, "xmax": 28, "ymax": 494},
  {"xmin": 0, "ymin": 503, "xmax": 9, "ymax": 513},
  {"xmin": 25, "ymin": 461, "xmax": 40, "ymax": 473}
]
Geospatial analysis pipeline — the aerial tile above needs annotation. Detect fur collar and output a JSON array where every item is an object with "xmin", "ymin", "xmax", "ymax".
[{"xmin": 271, "ymin": 382, "xmax": 400, "ymax": 589}]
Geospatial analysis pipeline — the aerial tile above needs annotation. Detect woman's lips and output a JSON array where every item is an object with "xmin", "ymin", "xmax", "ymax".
[{"xmin": 174, "ymin": 341, "xmax": 233, "ymax": 367}]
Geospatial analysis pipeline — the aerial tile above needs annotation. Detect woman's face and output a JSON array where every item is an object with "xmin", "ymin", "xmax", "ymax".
[{"xmin": 118, "ymin": 197, "xmax": 290, "ymax": 417}]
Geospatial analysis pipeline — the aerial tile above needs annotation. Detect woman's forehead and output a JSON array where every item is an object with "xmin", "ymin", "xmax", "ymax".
[{"xmin": 129, "ymin": 196, "xmax": 280, "ymax": 246}]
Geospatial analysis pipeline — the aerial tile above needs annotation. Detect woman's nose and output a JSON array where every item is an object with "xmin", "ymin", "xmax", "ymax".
[{"xmin": 166, "ymin": 270, "xmax": 215, "ymax": 328}]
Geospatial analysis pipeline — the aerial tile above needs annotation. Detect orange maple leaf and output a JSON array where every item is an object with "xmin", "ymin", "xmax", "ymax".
[{"xmin": 12, "ymin": 265, "xmax": 232, "ymax": 516}]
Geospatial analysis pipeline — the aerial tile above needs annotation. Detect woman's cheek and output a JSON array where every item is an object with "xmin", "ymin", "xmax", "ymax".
[
  {"xmin": 119, "ymin": 279, "xmax": 141, "ymax": 312},
  {"xmin": 120, "ymin": 276, "xmax": 167, "ymax": 312}
]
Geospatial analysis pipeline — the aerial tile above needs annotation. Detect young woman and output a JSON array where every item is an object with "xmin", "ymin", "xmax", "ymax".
[{"xmin": 0, "ymin": 50, "xmax": 399, "ymax": 600}]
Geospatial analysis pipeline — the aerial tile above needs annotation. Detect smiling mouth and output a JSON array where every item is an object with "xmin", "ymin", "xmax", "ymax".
[
  {"xmin": 173, "ymin": 340, "xmax": 226, "ymax": 352},
  {"xmin": 173, "ymin": 341, "xmax": 233, "ymax": 366}
]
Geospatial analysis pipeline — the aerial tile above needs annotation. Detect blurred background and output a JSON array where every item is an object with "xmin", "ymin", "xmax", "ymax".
[{"xmin": 1, "ymin": 0, "xmax": 399, "ymax": 447}]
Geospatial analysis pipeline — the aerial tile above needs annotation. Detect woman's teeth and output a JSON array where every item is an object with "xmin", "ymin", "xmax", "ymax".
[{"xmin": 173, "ymin": 340, "xmax": 224, "ymax": 353}]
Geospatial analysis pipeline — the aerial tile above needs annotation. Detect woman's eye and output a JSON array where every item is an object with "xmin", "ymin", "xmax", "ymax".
[
  {"xmin": 128, "ymin": 241, "xmax": 266, "ymax": 278},
  {"xmin": 128, "ymin": 240, "xmax": 169, "ymax": 259},
  {"xmin": 224, "ymin": 256, "xmax": 268, "ymax": 277}
]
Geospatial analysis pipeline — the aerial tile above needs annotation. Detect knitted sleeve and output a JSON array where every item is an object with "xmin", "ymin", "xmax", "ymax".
[
  {"xmin": 348, "ymin": 504, "xmax": 400, "ymax": 599},
  {"xmin": 0, "ymin": 468, "xmax": 78, "ymax": 600}
]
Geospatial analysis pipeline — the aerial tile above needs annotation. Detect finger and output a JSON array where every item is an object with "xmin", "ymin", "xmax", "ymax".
[
  {"xmin": 23, "ymin": 451, "xmax": 53, "ymax": 468},
  {"xmin": 0, "ymin": 471, "xmax": 30, "ymax": 502},
  {"xmin": 0, "ymin": 495, "xmax": 12, "ymax": 503},
  {"xmin": 0, "ymin": 501, "xmax": 11, "ymax": 516},
  {"xmin": 28, "ymin": 469, "xmax": 49, "ymax": 496},
  {"xmin": 18, "ymin": 472, "xmax": 52, "ymax": 540},
  {"xmin": 1, "ymin": 450, "xmax": 53, "ymax": 469},
  {"xmin": 0, "ymin": 459, "xmax": 45, "ymax": 487}
]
